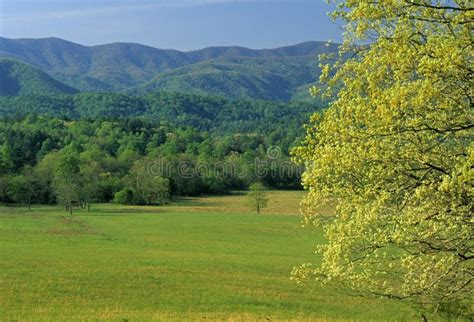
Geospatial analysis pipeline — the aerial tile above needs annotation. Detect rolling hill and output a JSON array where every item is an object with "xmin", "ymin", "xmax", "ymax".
[
  {"xmin": 0, "ymin": 58, "xmax": 78, "ymax": 96},
  {"xmin": 126, "ymin": 60, "xmax": 292, "ymax": 100},
  {"xmin": 0, "ymin": 37, "xmax": 338, "ymax": 100},
  {"xmin": 126, "ymin": 55, "xmax": 322, "ymax": 101}
]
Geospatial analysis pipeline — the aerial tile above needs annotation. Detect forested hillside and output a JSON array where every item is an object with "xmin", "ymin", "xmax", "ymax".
[
  {"xmin": 126, "ymin": 56, "xmax": 322, "ymax": 100},
  {"xmin": 0, "ymin": 59, "xmax": 78, "ymax": 96},
  {"xmin": 0, "ymin": 37, "xmax": 337, "ymax": 100},
  {"xmin": 0, "ymin": 37, "xmax": 327, "ymax": 207},
  {"xmin": 0, "ymin": 115, "xmax": 304, "ymax": 208},
  {"xmin": 0, "ymin": 83, "xmax": 324, "ymax": 206},
  {"xmin": 0, "ymin": 91, "xmax": 322, "ymax": 142}
]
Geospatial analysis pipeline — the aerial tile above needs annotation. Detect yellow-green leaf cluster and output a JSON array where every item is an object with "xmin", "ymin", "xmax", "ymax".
[{"xmin": 293, "ymin": 0, "xmax": 473, "ymax": 315}]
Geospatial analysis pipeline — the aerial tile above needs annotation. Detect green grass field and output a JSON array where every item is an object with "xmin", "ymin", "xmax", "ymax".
[{"xmin": 0, "ymin": 191, "xmax": 417, "ymax": 321}]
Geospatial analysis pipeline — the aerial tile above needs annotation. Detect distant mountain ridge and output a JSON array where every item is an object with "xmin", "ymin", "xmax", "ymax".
[
  {"xmin": 126, "ymin": 56, "xmax": 319, "ymax": 101},
  {"xmin": 0, "ymin": 37, "xmax": 338, "ymax": 101}
]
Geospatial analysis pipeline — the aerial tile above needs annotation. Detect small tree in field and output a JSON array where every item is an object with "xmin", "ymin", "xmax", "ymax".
[
  {"xmin": 78, "ymin": 161, "xmax": 102, "ymax": 212},
  {"xmin": 248, "ymin": 182, "xmax": 268, "ymax": 214},
  {"xmin": 53, "ymin": 147, "xmax": 80, "ymax": 215}
]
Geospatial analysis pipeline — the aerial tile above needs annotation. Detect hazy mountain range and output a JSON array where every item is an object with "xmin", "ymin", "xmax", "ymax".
[{"xmin": 0, "ymin": 37, "xmax": 338, "ymax": 101}]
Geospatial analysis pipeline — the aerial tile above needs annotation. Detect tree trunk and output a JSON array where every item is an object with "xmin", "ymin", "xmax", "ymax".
[
  {"xmin": 69, "ymin": 202, "xmax": 73, "ymax": 215},
  {"xmin": 87, "ymin": 203, "xmax": 90, "ymax": 212}
]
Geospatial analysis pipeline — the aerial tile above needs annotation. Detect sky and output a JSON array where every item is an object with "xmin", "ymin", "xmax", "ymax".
[{"xmin": 0, "ymin": 0, "xmax": 342, "ymax": 50}]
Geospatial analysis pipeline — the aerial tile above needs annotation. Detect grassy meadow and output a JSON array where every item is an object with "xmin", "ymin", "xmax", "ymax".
[{"xmin": 0, "ymin": 191, "xmax": 417, "ymax": 321}]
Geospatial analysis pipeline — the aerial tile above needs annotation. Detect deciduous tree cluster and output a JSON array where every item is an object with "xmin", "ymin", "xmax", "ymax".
[{"xmin": 0, "ymin": 116, "xmax": 303, "ymax": 211}]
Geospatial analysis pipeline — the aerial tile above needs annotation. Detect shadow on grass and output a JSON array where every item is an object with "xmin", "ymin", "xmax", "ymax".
[
  {"xmin": 85, "ymin": 208, "xmax": 163, "ymax": 215},
  {"xmin": 172, "ymin": 197, "xmax": 221, "ymax": 207},
  {"xmin": 172, "ymin": 191, "xmax": 247, "ymax": 207}
]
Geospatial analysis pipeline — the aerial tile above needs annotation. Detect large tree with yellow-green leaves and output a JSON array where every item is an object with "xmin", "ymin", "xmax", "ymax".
[{"xmin": 292, "ymin": 0, "xmax": 473, "ymax": 316}]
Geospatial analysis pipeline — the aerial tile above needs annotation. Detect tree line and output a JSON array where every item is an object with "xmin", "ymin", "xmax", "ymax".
[
  {"xmin": 0, "ymin": 115, "xmax": 303, "ymax": 211},
  {"xmin": 0, "ymin": 91, "xmax": 323, "ymax": 147}
]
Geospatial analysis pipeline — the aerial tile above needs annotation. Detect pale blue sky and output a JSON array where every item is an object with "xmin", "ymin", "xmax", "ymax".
[{"xmin": 0, "ymin": 0, "xmax": 343, "ymax": 50}]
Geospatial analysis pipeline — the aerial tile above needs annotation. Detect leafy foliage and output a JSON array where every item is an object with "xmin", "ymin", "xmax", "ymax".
[{"xmin": 293, "ymin": 0, "xmax": 473, "ymax": 317}]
